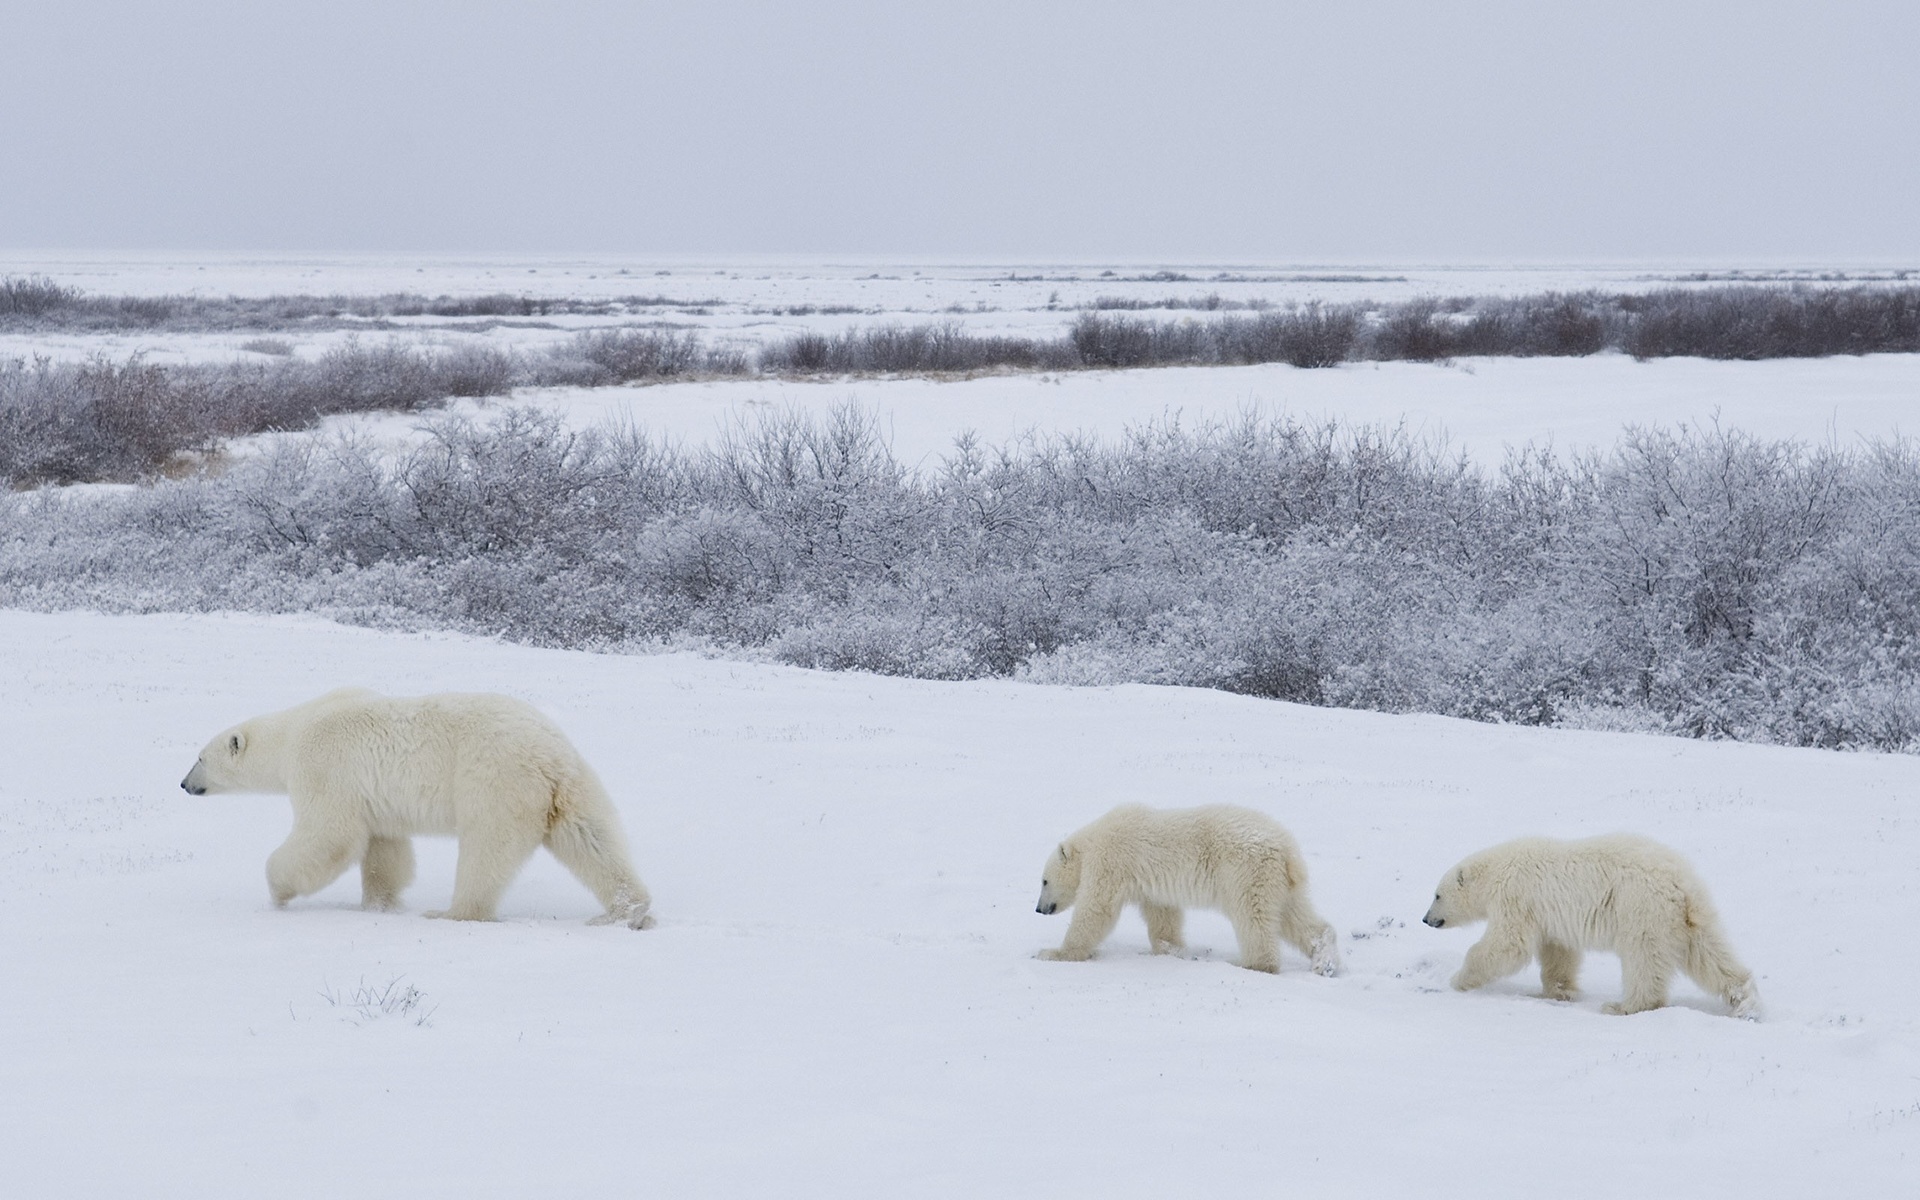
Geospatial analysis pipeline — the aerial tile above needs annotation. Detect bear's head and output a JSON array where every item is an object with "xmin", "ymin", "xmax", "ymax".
[
  {"xmin": 1035, "ymin": 841, "xmax": 1082, "ymax": 915},
  {"xmin": 1422, "ymin": 857, "xmax": 1487, "ymax": 929},
  {"xmin": 180, "ymin": 722, "xmax": 278, "ymax": 795}
]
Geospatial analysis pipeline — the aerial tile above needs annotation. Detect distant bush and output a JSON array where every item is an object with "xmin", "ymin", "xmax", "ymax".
[
  {"xmin": 4, "ymin": 406, "xmax": 1917, "ymax": 753},
  {"xmin": 760, "ymin": 322, "xmax": 1077, "ymax": 374},
  {"xmin": 0, "ymin": 281, "xmax": 724, "ymax": 333},
  {"xmin": 0, "ymin": 275, "xmax": 80, "ymax": 317},
  {"xmin": 0, "ymin": 343, "xmax": 516, "ymax": 486},
  {"xmin": 1620, "ymin": 287, "xmax": 1920, "ymax": 359}
]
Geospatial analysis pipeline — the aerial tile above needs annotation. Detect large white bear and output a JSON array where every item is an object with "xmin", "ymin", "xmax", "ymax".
[
  {"xmin": 1035, "ymin": 803, "xmax": 1339, "ymax": 975},
  {"xmin": 182, "ymin": 688, "xmax": 654, "ymax": 928},
  {"xmin": 1422, "ymin": 834, "xmax": 1757, "ymax": 1017}
]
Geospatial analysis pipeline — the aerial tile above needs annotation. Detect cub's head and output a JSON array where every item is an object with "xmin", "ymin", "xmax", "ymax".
[
  {"xmin": 1422, "ymin": 857, "xmax": 1487, "ymax": 929},
  {"xmin": 180, "ymin": 721, "xmax": 273, "ymax": 795},
  {"xmin": 1035, "ymin": 841, "xmax": 1082, "ymax": 915}
]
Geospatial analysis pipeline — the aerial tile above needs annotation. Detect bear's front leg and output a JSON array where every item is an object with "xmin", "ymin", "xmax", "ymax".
[
  {"xmin": 1538, "ymin": 939, "xmax": 1581, "ymax": 1001},
  {"xmin": 266, "ymin": 821, "xmax": 365, "ymax": 908},
  {"xmin": 361, "ymin": 836, "xmax": 416, "ymax": 911},
  {"xmin": 1451, "ymin": 919, "xmax": 1533, "ymax": 992},
  {"xmin": 1040, "ymin": 893, "xmax": 1122, "ymax": 962},
  {"xmin": 1141, "ymin": 903, "xmax": 1186, "ymax": 955}
]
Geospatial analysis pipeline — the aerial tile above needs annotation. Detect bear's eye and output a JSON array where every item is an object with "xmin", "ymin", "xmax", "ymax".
[{"xmin": 1042, "ymin": 878, "xmax": 1049, "ymax": 886}]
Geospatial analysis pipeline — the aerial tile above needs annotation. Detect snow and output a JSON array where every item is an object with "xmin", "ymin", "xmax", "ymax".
[
  {"xmin": 294, "ymin": 349, "xmax": 1920, "ymax": 469},
  {"xmin": 2, "ymin": 608, "xmax": 1915, "ymax": 1196}
]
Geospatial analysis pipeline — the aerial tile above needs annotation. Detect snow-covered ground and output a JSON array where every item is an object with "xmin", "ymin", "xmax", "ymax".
[
  {"xmin": 300, "ymin": 349, "xmax": 1920, "ymax": 468},
  {"xmin": 3, "ymin": 609, "xmax": 1915, "ymax": 1197}
]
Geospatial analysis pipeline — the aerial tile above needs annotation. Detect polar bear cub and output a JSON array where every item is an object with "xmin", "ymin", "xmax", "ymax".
[
  {"xmin": 1423, "ymin": 834, "xmax": 1757, "ymax": 1017},
  {"xmin": 182, "ymin": 688, "xmax": 654, "ymax": 928},
  {"xmin": 1035, "ymin": 803, "xmax": 1339, "ymax": 975}
]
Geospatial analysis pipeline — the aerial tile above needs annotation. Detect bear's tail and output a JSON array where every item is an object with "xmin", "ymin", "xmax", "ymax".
[{"xmin": 1683, "ymin": 895, "xmax": 1759, "ymax": 1019}]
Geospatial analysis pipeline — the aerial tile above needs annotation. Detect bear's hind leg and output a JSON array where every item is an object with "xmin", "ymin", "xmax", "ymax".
[
  {"xmin": 546, "ymin": 810, "xmax": 655, "ymax": 930},
  {"xmin": 1141, "ymin": 903, "xmax": 1185, "ymax": 955},
  {"xmin": 1277, "ymin": 897, "xmax": 1340, "ymax": 977},
  {"xmin": 1682, "ymin": 920, "xmax": 1760, "ymax": 1019},
  {"xmin": 1538, "ymin": 939, "xmax": 1581, "ymax": 1001},
  {"xmin": 360, "ymin": 836, "xmax": 415, "ymax": 911},
  {"xmin": 428, "ymin": 824, "xmax": 543, "ymax": 922}
]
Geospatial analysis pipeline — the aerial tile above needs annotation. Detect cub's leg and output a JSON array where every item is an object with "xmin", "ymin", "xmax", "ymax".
[
  {"xmin": 1277, "ymin": 897, "xmax": 1340, "ymax": 977},
  {"xmin": 360, "ymin": 836, "xmax": 415, "ymax": 911},
  {"xmin": 1451, "ymin": 916, "xmax": 1534, "ymax": 992},
  {"xmin": 1141, "ymin": 902, "xmax": 1185, "ymax": 955},
  {"xmin": 1227, "ymin": 901, "xmax": 1283, "ymax": 974},
  {"xmin": 1537, "ymin": 939, "xmax": 1581, "ymax": 1001},
  {"xmin": 1683, "ymin": 920, "xmax": 1760, "ymax": 1019},
  {"xmin": 1040, "ymin": 880, "xmax": 1122, "ymax": 962},
  {"xmin": 427, "ymin": 823, "xmax": 544, "ymax": 922},
  {"xmin": 267, "ymin": 815, "xmax": 367, "ymax": 908},
  {"xmin": 1606, "ymin": 936, "xmax": 1675, "ymax": 1015}
]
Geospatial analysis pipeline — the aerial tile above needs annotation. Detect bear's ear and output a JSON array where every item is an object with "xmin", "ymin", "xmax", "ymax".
[
  {"xmin": 228, "ymin": 732, "xmax": 246, "ymax": 756},
  {"xmin": 1455, "ymin": 868, "xmax": 1466, "ymax": 887},
  {"xmin": 1057, "ymin": 842, "xmax": 1074, "ymax": 861}
]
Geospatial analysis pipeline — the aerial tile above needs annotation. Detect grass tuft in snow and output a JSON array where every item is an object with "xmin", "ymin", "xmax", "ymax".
[{"xmin": 317, "ymin": 977, "xmax": 437, "ymax": 1027}]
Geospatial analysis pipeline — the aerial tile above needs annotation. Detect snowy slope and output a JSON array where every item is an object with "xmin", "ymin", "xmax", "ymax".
[{"xmin": 1, "ymin": 610, "xmax": 1915, "ymax": 1197}]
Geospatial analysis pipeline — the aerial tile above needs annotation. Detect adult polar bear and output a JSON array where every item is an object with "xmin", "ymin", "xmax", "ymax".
[
  {"xmin": 1035, "ymin": 804, "xmax": 1339, "ymax": 975},
  {"xmin": 1423, "ymin": 834, "xmax": 1757, "ymax": 1017},
  {"xmin": 182, "ymin": 689, "xmax": 654, "ymax": 928}
]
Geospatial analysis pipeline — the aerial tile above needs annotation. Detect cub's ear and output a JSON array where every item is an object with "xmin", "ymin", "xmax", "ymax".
[
  {"xmin": 1057, "ymin": 842, "xmax": 1074, "ymax": 861},
  {"xmin": 228, "ymin": 732, "xmax": 246, "ymax": 755}
]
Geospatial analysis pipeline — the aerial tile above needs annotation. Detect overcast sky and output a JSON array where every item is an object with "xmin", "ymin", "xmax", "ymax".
[{"xmin": 2, "ymin": 1, "xmax": 1914, "ymax": 261}]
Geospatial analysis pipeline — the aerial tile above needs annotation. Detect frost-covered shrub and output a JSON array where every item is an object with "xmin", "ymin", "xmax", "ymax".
[{"xmin": 5, "ymin": 404, "xmax": 1920, "ymax": 752}]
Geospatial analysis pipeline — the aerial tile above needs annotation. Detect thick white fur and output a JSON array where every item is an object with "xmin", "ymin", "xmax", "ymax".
[
  {"xmin": 182, "ymin": 688, "xmax": 654, "ymax": 928},
  {"xmin": 1423, "ymin": 834, "xmax": 1757, "ymax": 1017},
  {"xmin": 1035, "ymin": 803, "xmax": 1339, "ymax": 975}
]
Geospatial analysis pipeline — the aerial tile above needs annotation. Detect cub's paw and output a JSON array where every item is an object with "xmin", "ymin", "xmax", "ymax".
[
  {"xmin": 1726, "ymin": 982, "xmax": 1761, "ymax": 1021},
  {"xmin": 1308, "ymin": 931, "xmax": 1341, "ymax": 977},
  {"xmin": 423, "ymin": 909, "xmax": 495, "ymax": 922},
  {"xmin": 590, "ymin": 909, "xmax": 658, "ymax": 930}
]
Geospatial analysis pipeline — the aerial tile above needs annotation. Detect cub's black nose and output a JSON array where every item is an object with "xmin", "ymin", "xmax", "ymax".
[
  {"xmin": 1424, "ymin": 916, "xmax": 1444, "ymax": 928},
  {"xmin": 181, "ymin": 780, "xmax": 205, "ymax": 795}
]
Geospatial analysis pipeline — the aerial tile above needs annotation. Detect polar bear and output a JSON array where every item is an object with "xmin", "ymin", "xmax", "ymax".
[
  {"xmin": 1035, "ymin": 803, "xmax": 1339, "ymax": 975},
  {"xmin": 181, "ymin": 688, "xmax": 654, "ymax": 928},
  {"xmin": 1422, "ymin": 834, "xmax": 1757, "ymax": 1017}
]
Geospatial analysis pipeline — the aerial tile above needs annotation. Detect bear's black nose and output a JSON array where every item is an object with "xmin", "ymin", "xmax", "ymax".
[
  {"xmin": 1425, "ymin": 916, "xmax": 1443, "ymax": 928},
  {"xmin": 181, "ymin": 781, "xmax": 205, "ymax": 795}
]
